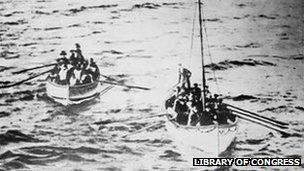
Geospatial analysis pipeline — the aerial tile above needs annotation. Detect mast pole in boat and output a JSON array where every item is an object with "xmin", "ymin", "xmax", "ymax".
[{"xmin": 198, "ymin": 0, "xmax": 206, "ymax": 111}]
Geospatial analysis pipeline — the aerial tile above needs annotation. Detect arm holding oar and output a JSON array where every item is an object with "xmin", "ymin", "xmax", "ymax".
[
  {"xmin": 0, "ymin": 69, "xmax": 52, "ymax": 89},
  {"xmin": 12, "ymin": 63, "xmax": 57, "ymax": 74}
]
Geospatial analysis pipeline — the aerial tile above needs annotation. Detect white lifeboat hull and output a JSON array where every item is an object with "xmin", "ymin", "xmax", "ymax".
[{"xmin": 46, "ymin": 80, "xmax": 110, "ymax": 105}]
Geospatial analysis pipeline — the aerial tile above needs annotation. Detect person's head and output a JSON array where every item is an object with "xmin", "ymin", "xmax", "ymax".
[
  {"xmin": 178, "ymin": 63, "xmax": 182, "ymax": 69},
  {"xmin": 218, "ymin": 99, "xmax": 223, "ymax": 103},
  {"xmin": 214, "ymin": 94, "xmax": 219, "ymax": 99},
  {"xmin": 75, "ymin": 43, "xmax": 81, "ymax": 49},
  {"xmin": 76, "ymin": 64, "xmax": 81, "ymax": 69},
  {"xmin": 60, "ymin": 51, "xmax": 67, "ymax": 57},
  {"xmin": 176, "ymin": 86, "xmax": 181, "ymax": 92},
  {"xmin": 193, "ymin": 83, "xmax": 198, "ymax": 87},
  {"xmin": 90, "ymin": 58, "xmax": 94, "ymax": 63},
  {"xmin": 70, "ymin": 49, "xmax": 75, "ymax": 53}
]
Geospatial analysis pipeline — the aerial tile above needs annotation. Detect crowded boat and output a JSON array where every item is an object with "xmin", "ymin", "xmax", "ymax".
[
  {"xmin": 166, "ymin": 66, "xmax": 236, "ymax": 126},
  {"xmin": 47, "ymin": 43, "xmax": 100, "ymax": 86}
]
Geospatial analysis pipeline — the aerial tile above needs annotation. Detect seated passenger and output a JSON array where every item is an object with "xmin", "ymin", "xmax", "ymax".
[
  {"xmin": 215, "ymin": 109, "xmax": 228, "ymax": 124},
  {"xmin": 191, "ymin": 83, "xmax": 201, "ymax": 101},
  {"xmin": 199, "ymin": 109, "xmax": 214, "ymax": 126},
  {"xmin": 58, "ymin": 64, "xmax": 68, "ymax": 84},
  {"xmin": 186, "ymin": 100, "xmax": 199, "ymax": 126},
  {"xmin": 88, "ymin": 58, "xmax": 99, "ymax": 80},
  {"xmin": 69, "ymin": 73, "xmax": 77, "ymax": 86},
  {"xmin": 82, "ymin": 74, "xmax": 92, "ymax": 84},
  {"xmin": 73, "ymin": 64, "xmax": 82, "ymax": 84}
]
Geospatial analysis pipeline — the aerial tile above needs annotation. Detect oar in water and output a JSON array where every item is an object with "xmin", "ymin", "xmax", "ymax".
[
  {"xmin": 93, "ymin": 113, "xmax": 170, "ymax": 126},
  {"xmin": 12, "ymin": 63, "xmax": 56, "ymax": 75},
  {"xmin": 225, "ymin": 103, "xmax": 289, "ymax": 126},
  {"xmin": 121, "ymin": 121, "xmax": 165, "ymax": 138},
  {"xmin": 229, "ymin": 108, "xmax": 289, "ymax": 129},
  {"xmin": 100, "ymin": 80, "xmax": 150, "ymax": 90},
  {"xmin": 232, "ymin": 111, "xmax": 301, "ymax": 137},
  {"xmin": 100, "ymin": 74, "xmax": 118, "ymax": 82},
  {"xmin": 0, "ymin": 69, "xmax": 52, "ymax": 89}
]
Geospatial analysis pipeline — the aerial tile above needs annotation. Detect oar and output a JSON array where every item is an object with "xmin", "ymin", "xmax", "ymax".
[
  {"xmin": 12, "ymin": 63, "xmax": 56, "ymax": 74},
  {"xmin": 100, "ymin": 80, "xmax": 150, "ymax": 90},
  {"xmin": 231, "ymin": 109, "xmax": 289, "ymax": 129},
  {"xmin": 93, "ymin": 113, "xmax": 170, "ymax": 126},
  {"xmin": 121, "ymin": 121, "xmax": 165, "ymax": 138},
  {"xmin": 233, "ymin": 111, "xmax": 301, "ymax": 137},
  {"xmin": 100, "ymin": 74, "xmax": 118, "ymax": 82},
  {"xmin": 225, "ymin": 103, "xmax": 289, "ymax": 126},
  {"xmin": 0, "ymin": 69, "xmax": 52, "ymax": 89}
]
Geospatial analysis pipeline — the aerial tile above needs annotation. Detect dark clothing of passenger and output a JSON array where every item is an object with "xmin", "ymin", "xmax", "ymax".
[
  {"xmin": 76, "ymin": 49, "xmax": 84, "ymax": 61},
  {"xmin": 200, "ymin": 111, "xmax": 213, "ymax": 125},
  {"xmin": 82, "ymin": 75, "xmax": 92, "ymax": 84},
  {"xmin": 191, "ymin": 87, "xmax": 201, "ymax": 100}
]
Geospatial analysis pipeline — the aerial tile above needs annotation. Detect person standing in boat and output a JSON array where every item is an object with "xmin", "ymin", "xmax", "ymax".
[
  {"xmin": 178, "ymin": 64, "xmax": 192, "ymax": 89},
  {"xmin": 75, "ymin": 43, "xmax": 85, "ymax": 62},
  {"xmin": 69, "ymin": 50, "xmax": 77, "ymax": 66}
]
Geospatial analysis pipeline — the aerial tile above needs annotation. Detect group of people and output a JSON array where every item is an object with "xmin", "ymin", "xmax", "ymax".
[
  {"xmin": 48, "ymin": 44, "xmax": 100, "ymax": 86},
  {"xmin": 169, "ymin": 65, "xmax": 236, "ymax": 126}
]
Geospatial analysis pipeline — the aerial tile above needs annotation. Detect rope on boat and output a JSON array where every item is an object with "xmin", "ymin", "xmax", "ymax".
[
  {"xmin": 201, "ymin": 5, "xmax": 221, "ymax": 94},
  {"xmin": 188, "ymin": 1, "xmax": 198, "ymax": 67}
]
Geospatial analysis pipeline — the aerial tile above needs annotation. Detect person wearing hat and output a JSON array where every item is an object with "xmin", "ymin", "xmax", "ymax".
[{"xmin": 58, "ymin": 50, "xmax": 69, "ymax": 66}]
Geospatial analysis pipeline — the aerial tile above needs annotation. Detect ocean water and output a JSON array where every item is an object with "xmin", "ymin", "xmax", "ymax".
[{"xmin": 0, "ymin": 0, "xmax": 303, "ymax": 170}]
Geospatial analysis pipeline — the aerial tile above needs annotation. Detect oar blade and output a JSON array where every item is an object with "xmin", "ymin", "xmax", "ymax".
[
  {"xmin": 0, "ymin": 69, "xmax": 52, "ymax": 89},
  {"xmin": 100, "ymin": 80, "xmax": 150, "ymax": 90},
  {"xmin": 225, "ymin": 103, "xmax": 289, "ymax": 126},
  {"xmin": 12, "ymin": 63, "xmax": 56, "ymax": 75}
]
